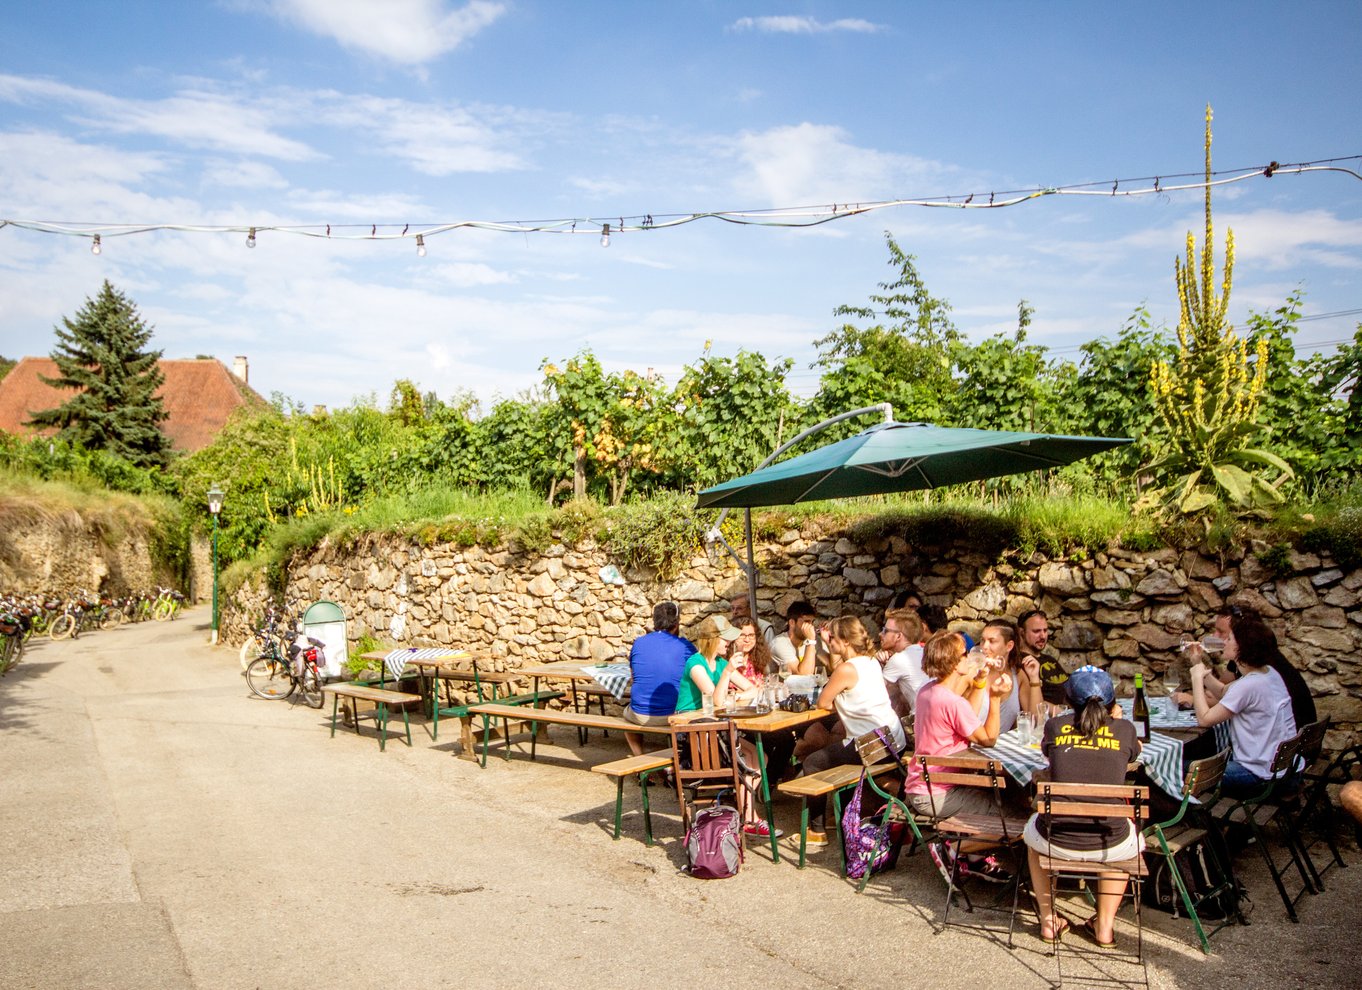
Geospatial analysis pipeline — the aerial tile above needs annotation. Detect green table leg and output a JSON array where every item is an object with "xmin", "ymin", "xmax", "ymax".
[
  {"xmin": 377, "ymin": 702, "xmax": 388, "ymax": 752},
  {"xmin": 755, "ymin": 735, "xmax": 780, "ymax": 863},
  {"xmin": 797, "ymin": 800, "xmax": 810, "ymax": 868},
  {"xmin": 612, "ymin": 779, "xmax": 625, "ymax": 839},
  {"xmin": 641, "ymin": 770, "xmax": 657, "ymax": 847},
  {"xmin": 402, "ymin": 706, "xmax": 412, "ymax": 747},
  {"xmin": 329, "ymin": 694, "xmax": 339, "ymax": 737}
]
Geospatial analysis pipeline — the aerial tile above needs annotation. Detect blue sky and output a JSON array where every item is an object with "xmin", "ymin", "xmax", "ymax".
[{"xmin": 1, "ymin": 1, "xmax": 1359, "ymax": 412}]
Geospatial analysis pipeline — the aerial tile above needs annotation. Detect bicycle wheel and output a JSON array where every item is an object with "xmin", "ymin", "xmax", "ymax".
[
  {"xmin": 301, "ymin": 667, "xmax": 325, "ymax": 709},
  {"xmin": 238, "ymin": 635, "xmax": 260, "ymax": 671},
  {"xmin": 49, "ymin": 614, "xmax": 76, "ymax": 640},
  {"xmin": 245, "ymin": 657, "xmax": 295, "ymax": 700},
  {"xmin": 99, "ymin": 607, "xmax": 125, "ymax": 630},
  {"xmin": 154, "ymin": 599, "xmax": 173, "ymax": 622},
  {"xmin": 0, "ymin": 635, "xmax": 16, "ymax": 675}
]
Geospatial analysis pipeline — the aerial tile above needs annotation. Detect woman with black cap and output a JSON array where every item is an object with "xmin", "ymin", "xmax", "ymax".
[{"xmin": 1023, "ymin": 665, "xmax": 1143, "ymax": 947}]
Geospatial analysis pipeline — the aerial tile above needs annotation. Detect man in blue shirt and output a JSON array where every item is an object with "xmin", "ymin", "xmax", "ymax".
[{"xmin": 625, "ymin": 600, "xmax": 695, "ymax": 755}]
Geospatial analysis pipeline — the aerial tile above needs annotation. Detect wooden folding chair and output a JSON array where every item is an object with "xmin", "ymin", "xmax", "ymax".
[
  {"xmin": 1211, "ymin": 732, "xmax": 1314, "ymax": 922},
  {"xmin": 669, "ymin": 718, "xmax": 745, "ymax": 833},
  {"xmin": 918, "ymin": 752, "xmax": 1030, "ymax": 944},
  {"xmin": 1035, "ymin": 782, "xmax": 1149, "ymax": 982},
  {"xmin": 1289, "ymin": 718, "xmax": 1348, "ymax": 887},
  {"xmin": 1143, "ymin": 749, "xmax": 1244, "ymax": 953}
]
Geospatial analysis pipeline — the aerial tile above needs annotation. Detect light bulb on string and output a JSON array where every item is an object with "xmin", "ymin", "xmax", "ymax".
[
  {"xmin": 416, "ymin": 234, "xmax": 426, "ymax": 257},
  {"xmin": 600, "ymin": 223, "xmax": 610, "ymax": 248},
  {"xmin": 90, "ymin": 234, "xmax": 101, "ymax": 255},
  {"xmin": 246, "ymin": 227, "xmax": 256, "ymax": 249}
]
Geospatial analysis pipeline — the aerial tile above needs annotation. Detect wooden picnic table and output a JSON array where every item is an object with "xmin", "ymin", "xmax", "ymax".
[{"xmin": 516, "ymin": 661, "xmax": 632, "ymax": 745}]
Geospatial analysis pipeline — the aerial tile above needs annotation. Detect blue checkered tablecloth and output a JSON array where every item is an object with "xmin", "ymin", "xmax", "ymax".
[
  {"xmin": 384, "ymin": 647, "xmax": 471, "ymax": 680},
  {"xmin": 975, "ymin": 728, "xmax": 1188, "ymax": 799},
  {"xmin": 580, "ymin": 663, "xmax": 632, "ymax": 700}
]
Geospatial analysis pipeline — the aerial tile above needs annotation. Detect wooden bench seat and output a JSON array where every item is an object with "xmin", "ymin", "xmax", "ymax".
[
  {"xmin": 591, "ymin": 749, "xmax": 674, "ymax": 843},
  {"xmin": 466, "ymin": 702, "xmax": 670, "ymax": 767},
  {"xmin": 323, "ymin": 683, "xmax": 424, "ymax": 751},
  {"xmin": 778, "ymin": 761, "xmax": 900, "ymax": 868},
  {"xmin": 442, "ymin": 690, "xmax": 564, "ymax": 758}
]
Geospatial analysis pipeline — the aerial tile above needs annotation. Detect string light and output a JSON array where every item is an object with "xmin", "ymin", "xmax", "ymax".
[
  {"xmin": 415, "ymin": 234, "xmax": 426, "ymax": 257},
  {"xmin": 2, "ymin": 155, "xmax": 1356, "ymax": 249},
  {"xmin": 246, "ymin": 227, "xmax": 256, "ymax": 249},
  {"xmin": 90, "ymin": 234, "xmax": 101, "ymax": 255}
]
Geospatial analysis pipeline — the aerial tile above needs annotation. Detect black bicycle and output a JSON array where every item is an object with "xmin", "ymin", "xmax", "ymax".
[{"xmin": 245, "ymin": 632, "xmax": 326, "ymax": 708}]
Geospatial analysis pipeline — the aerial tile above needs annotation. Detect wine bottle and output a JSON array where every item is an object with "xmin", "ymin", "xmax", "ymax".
[{"xmin": 1131, "ymin": 673, "xmax": 1150, "ymax": 741}]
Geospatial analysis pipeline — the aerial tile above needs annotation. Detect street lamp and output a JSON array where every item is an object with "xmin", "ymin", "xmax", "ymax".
[{"xmin": 207, "ymin": 484, "xmax": 224, "ymax": 645}]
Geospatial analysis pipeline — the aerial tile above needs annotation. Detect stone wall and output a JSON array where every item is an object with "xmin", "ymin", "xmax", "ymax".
[
  {"xmin": 0, "ymin": 512, "xmax": 162, "ymax": 595},
  {"xmin": 222, "ymin": 523, "xmax": 1362, "ymax": 747}
]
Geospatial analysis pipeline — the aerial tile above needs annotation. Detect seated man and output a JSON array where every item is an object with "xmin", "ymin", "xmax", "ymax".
[
  {"xmin": 624, "ymin": 601, "xmax": 695, "ymax": 756},
  {"xmin": 877, "ymin": 607, "xmax": 926, "ymax": 716},
  {"xmin": 1018, "ymin": 609, "xmax": 1067, "ymax": 704},
  {"xmin": 770, "ymin": 599, "xmax": 821, "ymax": 675},
  {"xmin": 729, "ymin": 592, "xmax": 775, "ymax": 645}
]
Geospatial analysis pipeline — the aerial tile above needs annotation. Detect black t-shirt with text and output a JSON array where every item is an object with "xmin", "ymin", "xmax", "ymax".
[{"xmin": 1036, "ymin": 715, "xmax": 1141, "ymax": 851}]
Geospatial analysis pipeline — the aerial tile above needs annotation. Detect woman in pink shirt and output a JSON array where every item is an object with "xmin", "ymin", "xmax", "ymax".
[{"xmin": 905, "ymin": 630, "xmax": 1014, "ymax": 882}]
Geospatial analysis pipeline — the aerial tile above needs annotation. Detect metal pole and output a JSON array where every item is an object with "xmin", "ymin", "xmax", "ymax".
[
  {"xmin": 744, "ymin": 508, "xmax": 758, "ymax": 622},
  {"xmin": 211, "ymin": 513, "xmax": 219, "ymax": 645}
]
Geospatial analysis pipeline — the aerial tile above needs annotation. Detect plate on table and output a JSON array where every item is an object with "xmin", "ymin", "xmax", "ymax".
[{"xmin": 715, "ymin": 706, "xmax": 765, "ymax": 718}]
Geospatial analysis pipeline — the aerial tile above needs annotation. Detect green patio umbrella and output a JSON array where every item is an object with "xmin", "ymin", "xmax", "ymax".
[{"xmin": 695, "ymin": 421, "xmax": 1132, "ymax": 509}]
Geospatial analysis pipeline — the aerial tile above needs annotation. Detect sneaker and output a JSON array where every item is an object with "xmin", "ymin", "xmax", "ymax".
[
  {"xmin": 743, "ymin": 821, "xmax": 784, "ymax": 839},
  {"xmin": 966, "ymin": 854, "xmax": 1013, "ymax": 885},
  {"xmin": 928, "ymin": 841, "xmax": 956, "ymax": 883},
  {"xmin": 803, "ymin": 829, "xmax": 828, "ymax": 846}
]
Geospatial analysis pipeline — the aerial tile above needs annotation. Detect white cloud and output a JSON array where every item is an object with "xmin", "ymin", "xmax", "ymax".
[
  {"xmin": 730, "ymin": 122, "xmax": 960, "ymax": 206},
  {"xmin": 1119, "ymin": 207, "xmax": 1362, "ymax": 272},
  {"xmin": 0, "ymin": 74, "xmax": 318, "ymax": 161},
  {"xmin": 283, "ymin": 189, "xmax": 430, "ymax": 220},
  {"xmin": 729, "ymin": 16, "xmax": 883, "ymax": 34},
  {"xmin": 202, "ymin": 159, "xmax": 290, "ymax": 190},
  {"xmin": 260, "ymin": 0, "xmax": 506, "ymax": 64}
]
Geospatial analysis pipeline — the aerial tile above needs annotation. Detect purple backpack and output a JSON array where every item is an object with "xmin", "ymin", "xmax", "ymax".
[
  {"xmin": 685, "ymin": 796, "xmax": 743, "ymax": 879},
  {"xmin": 842, "ymin": 771, "xmax": 902, "ymax": 880}
]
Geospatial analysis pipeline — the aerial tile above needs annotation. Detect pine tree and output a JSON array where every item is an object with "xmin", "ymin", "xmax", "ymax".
[{"xmin": 27, "ymin": 280, "xmax": 172, "ymax": 468}]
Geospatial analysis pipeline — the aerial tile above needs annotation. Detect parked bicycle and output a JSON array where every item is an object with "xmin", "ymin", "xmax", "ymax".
[
  {"xmin": 152, "ymin": 587, "xmax": 184, "ymax": 622},
  {"xmin": 238, "ymin": 598, "xmax": 301, "ymax": 671},
  {"xmin": 245, "ymin": 627, "xmax": 327, "ymax": 708}
]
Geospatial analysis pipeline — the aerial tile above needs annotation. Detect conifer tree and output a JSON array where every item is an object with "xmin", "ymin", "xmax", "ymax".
[{"xmin": 27, "ymin": 280, "xmax": 172, "ymax": 468}]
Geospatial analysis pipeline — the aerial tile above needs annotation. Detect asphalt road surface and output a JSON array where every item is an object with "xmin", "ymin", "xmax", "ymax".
[{"xmin": 2, "ymin": 611, "xmax": 1360, "ymax": 989}]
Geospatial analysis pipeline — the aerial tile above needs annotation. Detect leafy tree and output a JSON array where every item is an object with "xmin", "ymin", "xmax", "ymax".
[
  {"xmin": 542, "ymin": 352, "xmax": 614, "ymax": 500},
  {"xmin": 0, "ymin": 355, "xmax": 15, "ymax": 381},
  {"xmin": 1063, "ymin": 307, "xmax": 1175, "ymax": 485},
  {"xmin": 950, "ymin": 301, "xmax": 1069, "ymax": 434},
  {"xmin": 388, "ymin": 379, "xmax": 427, "ymax": 426},
  {"xmin": 808, "ymin": 233, "xmax": 960, "ymax": 432},
  {"xmin": 1145, "ymin": 107, "xmax": 1291, "ymax": 515},
  {"xmin": 590, "ymin": 369, "xmax": 673, "ymax": 505},
  {"xmin": 480, "ymin": 394, "xmax": 560, "ymax": 500},
  {"xmin": 27, "ymin": 280, "xmax": 172, "ymax": 468},
  {"xmin": 671, "ymin": 348, "xmax": 799, "ymax": 490}
]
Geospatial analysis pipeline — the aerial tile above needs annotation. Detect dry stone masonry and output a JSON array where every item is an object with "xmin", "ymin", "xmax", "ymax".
[{"xmin": 222, "ymin": 524, "xmax": 1362, "ymax": 750}]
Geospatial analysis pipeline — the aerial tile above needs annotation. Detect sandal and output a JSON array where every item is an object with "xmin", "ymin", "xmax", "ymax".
[
  {"xmin": 1082, "ymin": 918, "xmax": 1117, "ymax": 949},
  {"xmin": 1040, "ymin": 917, "xmax": 1070, "ymax": 942}
]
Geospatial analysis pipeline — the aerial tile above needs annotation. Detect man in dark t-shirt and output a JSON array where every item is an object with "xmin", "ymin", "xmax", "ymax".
[{"xmin": 1019, "ymin": 610, "xmax": 1068, "ymax": 704}]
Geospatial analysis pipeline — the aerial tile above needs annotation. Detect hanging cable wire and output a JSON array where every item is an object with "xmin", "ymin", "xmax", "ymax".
[{"xmin": 1, "ymin": 156, "xmax": 1358, "ymax": 246}]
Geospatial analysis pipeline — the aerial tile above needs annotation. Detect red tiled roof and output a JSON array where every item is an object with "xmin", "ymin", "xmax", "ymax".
[{"xmin": 0, "ymin": 357, "xmax": 268, "ymax": 453}]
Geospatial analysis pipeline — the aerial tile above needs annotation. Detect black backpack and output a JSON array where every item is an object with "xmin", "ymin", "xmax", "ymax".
[{"xmin": 1142, "ymin": 841, "xmax": 1246, "ymax": 921}]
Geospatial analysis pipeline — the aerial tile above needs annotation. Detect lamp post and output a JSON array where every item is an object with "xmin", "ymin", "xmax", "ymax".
[{"xmin": 207, "ymin": 484, "xmax": 224, "ymax": 645}]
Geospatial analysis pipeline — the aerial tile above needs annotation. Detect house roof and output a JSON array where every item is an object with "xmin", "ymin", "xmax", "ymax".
[{"xmin": 0, "ymin": 357, "xmax": 268, "ymax": 453}]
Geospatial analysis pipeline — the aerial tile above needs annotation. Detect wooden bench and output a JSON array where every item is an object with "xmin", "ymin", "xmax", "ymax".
[
  {"xmin": 778, "ymin": 762, "xmax": 901, "ymax": 868},
  {"xmin": 323, "ymin": 683, "xmax": 424, "ymax": 751},
  {"xmin": 444, "ymin": 690, "xmax": 565, "ymax": 759},
  {"xmin": 466, "ymin": 702, "xmax": 671, "ymax": 767},
  {"xmin": 591, "ymin": 749, "xmax": 673, "ymax": 844}
]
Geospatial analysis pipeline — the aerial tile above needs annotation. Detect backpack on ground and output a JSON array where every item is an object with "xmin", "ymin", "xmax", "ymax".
[
  {"xmin": 685, "ymin": 791, "xmax": 743, "ymax": 879},
  {"xmin": 1142, "ymin": 838, "xmax": 1246, "ymax": 921}
]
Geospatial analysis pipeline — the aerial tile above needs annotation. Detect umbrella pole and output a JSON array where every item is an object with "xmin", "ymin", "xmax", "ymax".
[{"xmin": 745, "ymin": 508, "xmax": 758, "ymax": 622}]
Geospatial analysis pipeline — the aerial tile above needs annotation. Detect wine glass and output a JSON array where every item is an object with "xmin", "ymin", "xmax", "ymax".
[{"xmin": 1161, "ymin": 664, "xmax": 1182, "ymax": 699}]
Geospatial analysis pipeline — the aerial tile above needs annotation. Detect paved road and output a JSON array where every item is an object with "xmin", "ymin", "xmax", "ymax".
[{"xmin": 2, "ymin": 612, "xmax": 1359, "ymax": 989}]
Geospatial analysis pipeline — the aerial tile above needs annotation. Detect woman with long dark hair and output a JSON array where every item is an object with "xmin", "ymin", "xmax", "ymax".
[
  {"xmin": 1024, "ymin": 666, "xmax": 1143, "ymax": 947},
  {"xmin": 1188, "ymin": 616, "xmax": 1299, "ymax": 799}
]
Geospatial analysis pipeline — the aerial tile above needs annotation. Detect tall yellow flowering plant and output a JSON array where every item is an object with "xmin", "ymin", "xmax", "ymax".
[{"xmin": 1145, "ymin": 106, "xmax": 1292, "ymax": 516}]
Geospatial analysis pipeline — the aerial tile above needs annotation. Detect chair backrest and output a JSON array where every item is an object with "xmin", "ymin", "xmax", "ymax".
[
  {"xmin": 1268, "ymin": 732, "xmax": 1303, "ymax": 777},
  {"xmin": 670, "ymin": 719, "xmax": 743, "ymax": 827},
  {"xmin": 1294, "ymin": 718, "xmax": 1331, "ymax": 768},
  {"xmin": 1036, "ymin": 781, "xmax": 1149, "ymax": 830},
  {"xmin": 1184, "ymin": 748, "xmax": 1231, "ymax": 803},
  {"xmin": 854, "ymin": 725, "xmax": 907, "ymax": 771},
  {"xmin": 917, "ymin": 752, "xmax": 1006, "ymax": 795}
]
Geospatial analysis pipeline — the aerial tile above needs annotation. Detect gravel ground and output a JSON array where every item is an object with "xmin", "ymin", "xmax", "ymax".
[{"xmin": 2, "ymin": 611, "xmax": 1360, "ymax": 990}]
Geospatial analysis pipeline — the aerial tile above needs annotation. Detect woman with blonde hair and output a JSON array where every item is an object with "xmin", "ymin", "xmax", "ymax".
[{"xmin": 794, "ymin": 615, "xmax": 907, "ymax": 842}]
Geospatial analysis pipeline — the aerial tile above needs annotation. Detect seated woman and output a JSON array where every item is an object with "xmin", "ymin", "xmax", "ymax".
[
  {"xmin": 1187, "ymin": 616, "xmax": 1299, "ymax": 799},
  {"xmin": 672, "ymin": 616, "xmax": 774, "ymax": 839},
  {"xmin": 1182, "ymin": 609, "xmax": 1316, "ymax": 732},
  {"xmin": 903, "ymin": 630, "xmax": 1014, "ymax": 882},
  {"xmin": 729, "ymin": 619, "xmax": 774, "ymax": 689},
  {"xmin": 1024, "ymin": 665, "xmax": 1143, "ymax": 946},
  {"xmin": 794, "ymin": 616, "xmax": 907, "ymax": 842},
  {"xmin": 966, "ymin": 618, "xmax": 1042, "ymax": 733}
]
